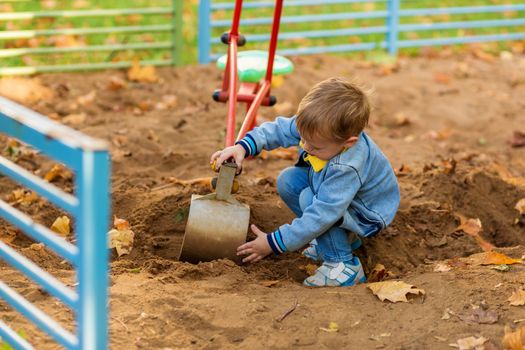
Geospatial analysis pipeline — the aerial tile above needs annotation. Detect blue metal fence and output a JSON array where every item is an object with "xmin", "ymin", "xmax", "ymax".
[
  {"xmin": 0, "ymin": 97, "xmax": 110, "ymax": 349},
  {"xmin": 198, "ymin": 0, "xmax": 525, "ymax": 63}
]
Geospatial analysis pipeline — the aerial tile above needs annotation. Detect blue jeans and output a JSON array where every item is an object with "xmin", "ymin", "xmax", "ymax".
[{"xmin": 277, "ymin": 166, "xmax": 354, "ymax": 263}]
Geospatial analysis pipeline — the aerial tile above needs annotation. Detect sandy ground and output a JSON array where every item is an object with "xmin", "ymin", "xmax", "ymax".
[{"xmin": 1, "ymin": 48, "xmax": 525, "ymax": 349}]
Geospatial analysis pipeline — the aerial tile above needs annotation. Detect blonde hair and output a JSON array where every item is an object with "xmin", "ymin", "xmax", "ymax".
[{"xmin": 296, "ymin": 77, "xmax": 370, "ymax": 143}]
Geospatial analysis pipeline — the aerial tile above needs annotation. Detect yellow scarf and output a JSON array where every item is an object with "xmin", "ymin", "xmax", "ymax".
[{"xmin": 299, "ymin": 141, "xmax": 328, "ymax": 172}]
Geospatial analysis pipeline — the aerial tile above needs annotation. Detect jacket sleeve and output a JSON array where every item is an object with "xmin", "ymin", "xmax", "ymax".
[
  {"xmin": 266, "ymin": 163, "xmax": 362, "ymax": 254},
  {"xmin": 236, "ymin": 116, "xmax": 300, "ymax": 157}
]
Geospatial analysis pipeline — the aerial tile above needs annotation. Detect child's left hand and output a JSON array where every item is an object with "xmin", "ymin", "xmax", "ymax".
[{"xmin": 237, "ymin": 224, "xmax": 273, "ymax": 263}]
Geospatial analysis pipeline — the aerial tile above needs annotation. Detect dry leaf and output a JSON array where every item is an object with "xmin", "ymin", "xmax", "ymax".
[
  {"xmin": 155, "ymin": 95, "xmax": 177, "ymax": 110},
  {"xmin": 76, "ymin": 90, "xmax": 96, "ymax": 106},
  {"xmin": 0, "ymin": 77, "xmax": 54, "ymax": 104},
  {"xmin": 481, "ymin": 251, "xmax": 522, "ymax": 265},
  {"xmin": 394, "ymin": 112, "xmax": 411, "ymax": 127},
  {"xmin": 368, "ymin": 263, "xmax": 391, "ymax": 282},
  {"xmin": 434, "ymin": 262, "xmax": 452, "ymax": 272},
  {"xmin": 107, "ymin": 76, "xmax": 128, "ymax": 90},
  {"xmin": 108, "ymin": 227, "xmax": 134, "ymax": 256},
  {"xmin": 459, "ymin": 308, "xmax": 499, "ymax": 324},
  {"xmin": 62, "ymin": 113, "xmax": 86, "ymax": 125},
  {"xmin": 319, "ymin": 321, "xmax": 338, "ymax": 333},
  {"xmin": 516, "ymin": 198, "xmax": 525, "ymax": 215},
  {"xmin": 367, "ymin": 281, "xmax": 425, "ymax": 303},
  {"xmin": 450, "ymin": 336, "xmax": 488, "ymax": 350},
  {"xmin": 44, "ymin": 164, "xmax": 72, "ymax": 182},
  {"xmin": 454, "ymin": 215, "xmax": 494, "ymax": 252},
  {"xmin": 0, "ymin": 228, "xmax": 17, "ymax": 244},
  {"xmin": 51, "ymin": 216, "xmax": 70, "ymax": 236},
  {"xmin": 127, "ymin": 59, "xmax": 158, "ymax": 83},
  {"xmin": 510, "ymin": 131, "xmax": 525, "ymax": 148},
  {"xmin": 503, "ymin": 325, "xmax": 525, "ymax": 349},
  {"xmin": 113, "ymin": 216, "xmax": 130, "ymax": 231},
  {"xmin": 508, "ymin": 289, "xmax": 525, "ymax": 306},
  {"xmin": 433, "ymin": 72, "xmax": 451, "ymax": 84},
  {"xmin": 30, "ymin": 243, "xmax": 44, "ymax": 251}
]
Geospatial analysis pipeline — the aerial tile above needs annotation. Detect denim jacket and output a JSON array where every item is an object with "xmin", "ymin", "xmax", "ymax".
[{"xmin": 236, "ymin": 116, "xmax": 400, "ymax": 254}]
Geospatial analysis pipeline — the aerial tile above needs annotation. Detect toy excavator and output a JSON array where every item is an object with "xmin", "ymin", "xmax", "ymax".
[{"xmin": 179, "ymin": 0, "xmax": 294, "ymax": 263}]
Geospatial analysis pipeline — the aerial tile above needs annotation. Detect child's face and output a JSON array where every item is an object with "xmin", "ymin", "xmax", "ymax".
[{"xmin": 301, "ymin": 135, "xmax": 352, "ymax": 160}]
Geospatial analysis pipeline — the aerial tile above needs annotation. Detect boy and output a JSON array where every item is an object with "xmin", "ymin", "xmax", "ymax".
[{"xmin": 210, "ymin": 77, "xmax": 400, "ymax": 287}]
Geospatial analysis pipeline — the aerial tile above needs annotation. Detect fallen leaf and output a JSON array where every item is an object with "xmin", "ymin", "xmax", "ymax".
[
  {"xmin": 76, "ymin": 90, "xmax": 96, "ymax": 106},
  {"xmin": 394, "ymin": 112, "xmax": 411, "ymax": 126},
  {"xmin": 62, "ymin": 113, "xmax": 86, "ymax": 125},
  {"xmin": 492, "ymin": 264, "xmax": 511, "ymax": 272},
  {"xmin": 516, "ymin": 198, "xmax": 525, "ymax": 215},
  {"xmin": 113, "ymin": 216, "xmax": 130, "ymax": 231},
  {"xmin": 0, "ymin": 228, "xmax": 17, "ymax": 244},
  {"xmin": 108, "ymin": 227, "xmax": 134, "ymax": 257},
  {"xmin": 459, "ymin": 308, "xmax": 499, "ymax": 324},
  {"xmin": 319, "ymin": 321, "xmax": 338, "ymax": 333},
  {"xmin": 502, "ymin": 325, "xmax": 525, "ymax": 350},
  {"xmin": 450, "ymin": 336, "xmax": 488, "ymax": 350},
  {"xmin": 127, "ymin": 59, "xmax": 158, "ymax": 83},
  {"xmin": 508, "ymin": 289, "xmax": 525, "ymax": 306},
  {"xmin": 442, "ymin": 308, "xmax": 456, "ymax": 320},
  {"xmin": 30, "ymin": 243, "xmax": 44, "ymax": 251},
  {"xmin": 367, "ymin": 281, "xmax": 425, "ymax": 303},
  {"xmin": 481, "ymin": 251, "xmax": 522, "ymax": 265},
  {"xmin": 433, "ymin": 72, "xmax": 451, "ymax": 84},
  {"xmin": 453, "ymin": 215, "xmax": 494, "ymax": 252},
  {"xmin": 155, "ymin": 95, "xmax": 177, "ymax": 110},
  {"xmin": 50, "ymin": 216, "xmax": 70, "ymax": 236},
  {"xmin": 303, "ymin": 264, "xmax": 318, "ymax": 276},
  {"xmin": 44, "ymin": 164, "xmax": 72, "ymax": 182},
  {"xmin": 0, "ymin": 77, "xmax": 54, "ymax": 104},
  {"xmin": 107, "ymin": 76, "xmax": 128, "ymax": 90},
  {"xmin": 434, "ymin": 262, "xmax": 452, "ymax": 272},
  {"xmin": 367, "ymin": 264, "xmax": 393, "ymax": 282},
  {"xmin": 441, "ymin": 158, "xmax": 457, "ymax": 174},
  {"xmin": 510, "ymin": 131, "xmax": 525, "ymax": 148}
]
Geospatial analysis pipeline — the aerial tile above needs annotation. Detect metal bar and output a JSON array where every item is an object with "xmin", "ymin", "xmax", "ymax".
[
  {"xmin": 0, "ymin": 24, "xmax": 173, "ymax": 40},
  {"xmin": 398, "ymin": 18, "xmax": 525, "ymax": 32},
  {"xmin": 0, "ymin": 157, "xmax": 79, "ymax": 215},
  {"xmin": 230, "ymin": 0, "xmax": 244, "ymax": 37},
  {"xmin": 0, "ymin": 320, "xmax": 34, "ymax": 350},
  {"xmin": 225, "ymin": 39, "xmax": 239, "ymax": 147},
  {"xmin": 387, "ymin": 0, "xmax": 400, "ymax": 55},
  {"xmin": 237, "ymin": 81, "xmax": 270, "ymax": 141},
  {"xmin": 398, "ymin": 4, "xmax": 525, "ymax": 17},
  {"xmin": 212, "ymin": 0, "xmax": 387, "ymax": 10},
  {"xmin": 0, "ymin": 241, "xmax": 78, "ymax": 309},
  {"xmin": 0, "ymin": 97, "xmax": 106, "ymax": 166},
  {"xmin": 0, "ymin": 42, "xmax": 173, "ymax": 58},
  {"xmin": 211, "ymin": 26, "xmax": 388, "ymax": 43},
  {"xmin": 397, "ymin": 32, "xmax": 525, "ymax": 48},
  {"xmin": 210, "ymin": 42, "xmax": 381, "ymax": 61},
  {"xmin": 0, "ymin": 199, "xmax": 78, "ymax": 265},
  {"xmin": 76, "ymin": 150, "xmax": 110, "ymax": 350},
  {"xmin": 212, "ymin": 11, "xmax": 388, "ymax": 27},
  {"xmin": 198, "ymin": 0, "xmax": 212, "ymax": 64},
  {"xmin": 264, "ymin": 0, "xmax": 284, "ymax": 84},
  {"xmin": 172, "ymin": 0, "xmax": 183, "ymax": 65},
  {"xmin": 0, "ymin": 281, "xmax": 77, "ymax": 349},
  {"xmin": 0, "ymin": 7, "xmax": 172, "ymax": 21},
  {"xmin": 0, "ymin": 59, "xmax": 172, "ymax": 77}
]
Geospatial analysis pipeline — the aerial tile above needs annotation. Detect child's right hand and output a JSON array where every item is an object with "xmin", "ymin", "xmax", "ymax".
[{"xmin": 210, "ymin": 144, "xmax": 246, "ymax": 172}]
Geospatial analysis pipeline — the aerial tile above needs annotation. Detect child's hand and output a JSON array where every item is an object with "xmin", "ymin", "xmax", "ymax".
[
  {"xmin": 237, "ymin": 224, "xmax": 273, "ymax": 263},
  {"xmin": 210, "ymin": 144, "xmax": 246, "ymax": 172}
]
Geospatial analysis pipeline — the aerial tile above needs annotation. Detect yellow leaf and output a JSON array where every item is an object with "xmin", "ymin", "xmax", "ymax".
[
  {"xmin": 451, "ymin": 336, "xmax": 488, "ymax": 350},
  {"xmin": 51, "ymin": 216, "xmax": 70, "ymax": 236},
  {"xmin": 516, "ymin": 198, "xmax": 525, "ymax": 215},
  {"xmin": 367, "ymin": 281, "xmax": 425, "ymax": 303},
  {"xmin": 108, "ymin": 222, "xmax": 135, "ymax": 257},
  {"xmin": 45, "ymin": 164, "xmax": 72, "ymax": 182},
  {"xmin": 481, "ymin": 251, "xmax": 522, "ymax": 265},
  {"xmin": 508, "ymin": 289, "xmax": 525, "ymax": 306},
  {"xmin": 271, "ymin": 75, "xmax": 284, "ymax": 88},
  {"xmin": 502, "ymin": 325, "xmax": 525, "ymax": 350},
  {"xmin": 127, "ymin": 59, "xmax": 158, "ymax": 83},
  {"xmin": 454, "ymin": 214, "xmax": 494, "ymax": 252},
  {"xmin": 113, "ymin": 216, "xmax": 130, "ymax": 231},
  {"xmin": 320, "ymin": 321, "xmax": 338, "ymax": 332}
]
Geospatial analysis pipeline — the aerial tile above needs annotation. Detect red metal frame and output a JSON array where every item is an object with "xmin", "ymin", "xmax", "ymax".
[{"xmin": 217, "ymin": 0, "xmax": 284, "ymax": 147}]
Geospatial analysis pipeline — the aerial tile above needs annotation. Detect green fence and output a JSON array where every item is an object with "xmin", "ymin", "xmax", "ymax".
[{"xmin": 0, "ymin": 1, "xmax": 183, "ymax": 76}]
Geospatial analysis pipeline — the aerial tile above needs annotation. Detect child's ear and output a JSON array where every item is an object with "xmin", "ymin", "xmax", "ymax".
[{"xmin": 344, "ymin": 136, "xmax": 359, "ymax": 148}]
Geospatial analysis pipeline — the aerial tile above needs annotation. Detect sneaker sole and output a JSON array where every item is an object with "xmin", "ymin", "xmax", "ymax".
[{"xmin": 303, "ymin": 275, "xmax": 367, "ymax": 287}]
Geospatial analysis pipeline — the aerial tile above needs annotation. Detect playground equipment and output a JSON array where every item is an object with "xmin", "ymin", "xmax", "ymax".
[
  {"xmin": 0, "ymin": 97, "xmax": 110, "ymax": 349},
  {"xmin": 179, "ymin": 0, "xmax": 293, "ymax": 263}
]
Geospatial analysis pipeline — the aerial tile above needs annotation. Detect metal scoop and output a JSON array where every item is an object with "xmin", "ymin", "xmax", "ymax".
[{"xmin": 178, "ymin": 162, "xmax": 250, "ymax": 263}]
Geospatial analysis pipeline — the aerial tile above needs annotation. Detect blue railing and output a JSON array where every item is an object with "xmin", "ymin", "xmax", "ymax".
[
  {"xmin": 198, "ymin": 0, "xmax": 525, "ymax": 63},
  {"xmin": 0, "ymin": 97, "xmax": 110, "ymax": 349}
]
